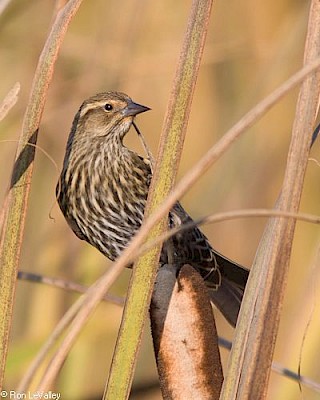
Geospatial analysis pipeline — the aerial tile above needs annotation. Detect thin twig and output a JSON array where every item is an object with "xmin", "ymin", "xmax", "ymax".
[
  {"xmin": 133, "ymin": 121, "xmax": 155, "ymax": 170},
  {"xmin": 217, "ymin": 338, "xmax": 320, "ymax": 393},
  {"xmin": 17, "ymin": 271, "xmax": 124, "ymax": 306}
]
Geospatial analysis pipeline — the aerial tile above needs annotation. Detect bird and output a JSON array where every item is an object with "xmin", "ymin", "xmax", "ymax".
[{"xmin": 56, "ymin": 91, "xmax": 249, "ymax": 327}]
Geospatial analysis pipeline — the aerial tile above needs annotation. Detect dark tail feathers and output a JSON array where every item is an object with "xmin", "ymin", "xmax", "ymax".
[{"xmin": 209, "ymin": 255, "xmax": 249, "ymax": 327}]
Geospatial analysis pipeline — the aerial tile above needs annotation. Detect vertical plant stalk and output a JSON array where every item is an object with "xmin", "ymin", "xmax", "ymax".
[
  {"xmin": 0, "ymin": 0, "xmax": 83, "ymax": 388},
  {"xmin": 151, "ymin": 264, "xmax": 223, "ymax": 399},
  {"xmin": 104, "ymin": 1, "xmax": 213, "ymax": 399},
  {"xmin": 220, "ymin": 1, "xmax": 320, "ymax": 399}
]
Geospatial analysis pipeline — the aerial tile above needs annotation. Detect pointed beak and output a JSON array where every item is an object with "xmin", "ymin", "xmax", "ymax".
[{"xmin": 122, "ymin": 101, "xmax": 151, "ymax": 117}]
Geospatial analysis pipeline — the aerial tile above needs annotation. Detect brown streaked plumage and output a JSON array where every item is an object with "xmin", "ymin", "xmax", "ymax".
[{"xmin": 57, "ymin": 91, "xmax": 249, "ymax": 326}]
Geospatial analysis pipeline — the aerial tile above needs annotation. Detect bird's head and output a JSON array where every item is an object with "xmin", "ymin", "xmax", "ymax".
[{"xmin": 72, "ymin": 91, "xmax": 150, "ymax": 141}]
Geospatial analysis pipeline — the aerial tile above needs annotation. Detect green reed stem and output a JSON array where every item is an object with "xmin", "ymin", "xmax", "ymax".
[
  {"xmin": 104, "ymin": 1, "xmax": 213, "ymax": 399},
  {"xmin": 0, "ymin": 0, "xmax": 83, "ymax": 388}
]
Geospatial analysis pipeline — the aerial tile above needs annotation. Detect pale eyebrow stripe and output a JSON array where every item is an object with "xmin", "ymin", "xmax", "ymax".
[{"xmin": 79, "ymin": 100, "xmax": 110, "ymax": 118}]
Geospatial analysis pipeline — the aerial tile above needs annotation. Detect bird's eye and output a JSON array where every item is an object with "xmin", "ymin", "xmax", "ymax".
[{"xmin": 104, "ymin": 103, "xmax": 113, "ymax": 111}]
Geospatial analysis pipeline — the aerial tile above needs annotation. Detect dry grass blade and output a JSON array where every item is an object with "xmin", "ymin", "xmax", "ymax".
[
  {"xmin": 140, "ymin": 208, "xmax": 320, "ymax": 254},
  {"xmin": 0, "ymin": 0, "xmax": 84, "ymax": 388},
  {"xmin": 147, "ymin": 57, "xmax": 320, "ymax": 221},
  {"xmin": 0, "ymin": 82, "xmax": 20, "ymax": 121},
  {"xmin": 220, "ymin": 1, "xmax": 320, "ymax": 399}
]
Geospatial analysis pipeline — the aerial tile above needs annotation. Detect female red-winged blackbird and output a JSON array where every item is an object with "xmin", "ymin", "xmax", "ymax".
[{"xmin": 57, "ymin": 91, "xmax": 249, "ymax": 326}]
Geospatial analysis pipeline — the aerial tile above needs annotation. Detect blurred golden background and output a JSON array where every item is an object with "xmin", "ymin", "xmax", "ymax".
[{"xmin": 1, "ymin": 0, "xmax": 320, "ymax": 399}]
